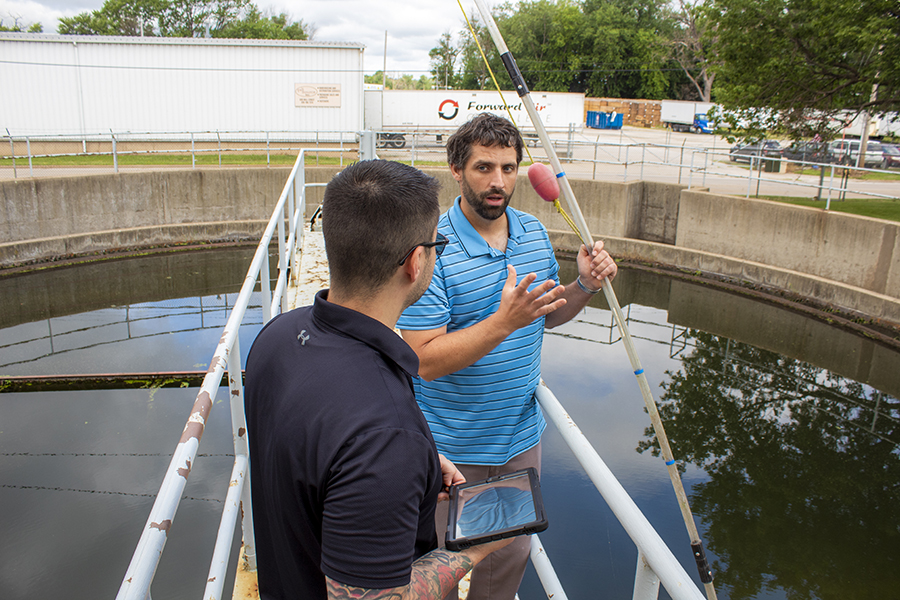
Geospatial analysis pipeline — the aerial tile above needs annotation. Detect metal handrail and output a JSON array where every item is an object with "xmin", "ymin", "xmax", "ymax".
[
  {"xmin": 4, "ymin": 127, "xmax": 896, "ymax": 202},
  {"xmin": 535, "ymin": 383, "xmax": 706, "ymax": 600},
  {"xmin": 115, "ymin": 150, "xmax": 308, "ymax": 600}
]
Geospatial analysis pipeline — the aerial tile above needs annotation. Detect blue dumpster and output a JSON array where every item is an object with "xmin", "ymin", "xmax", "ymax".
[{"xmin": 586, "ymin": 111, "xmax": 623, "ymax": 130}]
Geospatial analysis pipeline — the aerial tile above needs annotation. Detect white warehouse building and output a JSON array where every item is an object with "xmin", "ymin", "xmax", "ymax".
[{"xmin": 0, "ymin": 33, "xmax": 365, "ymax": 138}]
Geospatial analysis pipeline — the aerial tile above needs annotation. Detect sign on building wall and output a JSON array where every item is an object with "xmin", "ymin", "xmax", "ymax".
[{"xmin": 294, "ymin": 84, "xmax": 342, "ymax": 107}]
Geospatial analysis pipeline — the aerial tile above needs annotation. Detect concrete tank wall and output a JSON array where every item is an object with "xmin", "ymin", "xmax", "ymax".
[
  {"xmin": 2, "ymin": 167, "xmax": 899, "ymax": 327},
  {"xmin": 676, "ymin": 191, "xmax": 900, "ymax": 298}
]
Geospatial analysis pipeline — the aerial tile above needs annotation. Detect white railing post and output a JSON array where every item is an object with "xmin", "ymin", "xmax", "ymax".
[
  {"xmin": 291, "ymin": 181, "xmax": 301, "ymax": 285},
  {"xmin": 260, "ymin": 245, "xmax": 272, "ymax": 323},
  {"xmin": 688, "ymin": 150, "xmax": 695, "ymax": 189},
  {"xmin": 276, "ymin": 192, "xmax": 286, "ymax": 312},
  {"xmin": 227, "ymin": 334, "xmax": 256, "ymax": 571},
  {"xmin": 640, "ymin": 143, "xmax": 646, "ymax": 180},
  {"xmin": 826, "ymin": 164, "xmax": 836, "ymax": 209},
  {"xmin": 288, "ymin": 179, "xmax": 297, "ymax": 287},
  {"xmin": 529, "ymin": 534, "xmax": 569, "ymax": 600},
  {"xmin": 746, "ymin": 156, "xmax": 755, "ymax": 198},
  {"xmin": 111, "ymin": 130, "xmax": 118, "ymax": 173},
  {"xmin": 633, "ymin": 550, "xmax": 661, "ymax": 600},
  {"xmin": 203, "ymin": 454, "xmax": 249, "ymax": 600},
  {"xmin": 6, "ymin": 128, "xmax": 16, "ymax": 179},
  {"xmin": 702, "ymin": 148, "xmax": 709, "ymax": 188},
  {"xmin": 26, "ymin": 136, "xmax": 33, "ymax": 178}
]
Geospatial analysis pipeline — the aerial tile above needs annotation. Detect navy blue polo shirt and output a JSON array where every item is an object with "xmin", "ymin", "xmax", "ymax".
[{"xmin": 245, "ymin": 290, "xmax": 442, "ymax": 599}]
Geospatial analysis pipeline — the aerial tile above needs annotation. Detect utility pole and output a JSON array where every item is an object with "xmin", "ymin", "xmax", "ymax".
[{"xmin": 857, "ymin": 48, "xmax": 882, "ymax": 169}]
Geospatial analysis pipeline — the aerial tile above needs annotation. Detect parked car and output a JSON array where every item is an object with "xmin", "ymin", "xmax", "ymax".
[
  {"xmin": 781, "ymin": 141, "xmax": 833, "ymax": 164},
  {"xmin": 880, "ymin": 143, "xmax": 900, "ymax": 169},
  {"xmin": 729, "ymin": 140, "xmax": 783, "ymax": 163},
  {"xmin": 828, "ymin": 139, "xmax": 883, "ymax": 168}
]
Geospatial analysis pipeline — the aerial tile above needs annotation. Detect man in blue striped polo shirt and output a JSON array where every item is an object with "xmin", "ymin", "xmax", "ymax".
[{"xmin": 398, "ymin": 113, "xmax": 617, "ymax": 600}]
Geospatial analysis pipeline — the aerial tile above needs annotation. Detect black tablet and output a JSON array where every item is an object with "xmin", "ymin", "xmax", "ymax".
[{"xmin": 445, "ymin": 467, "xmax": 548, "ymax": 551}]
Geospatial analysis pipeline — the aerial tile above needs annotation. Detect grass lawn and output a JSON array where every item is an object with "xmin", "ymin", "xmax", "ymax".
[
  {"xmin": 758, "ymin": 195, "xmax": 900, "ymax": 222},
  {"xmin": 0, "ymin": 152, "xmax": 449, "ymax": 168},
  {"xmin": 0, "ymin": 152, "xmax": 330, "ymax": 166},
  {"xmin": 789, "ymin": 165, "xmax": 900, "ymax": 181}
]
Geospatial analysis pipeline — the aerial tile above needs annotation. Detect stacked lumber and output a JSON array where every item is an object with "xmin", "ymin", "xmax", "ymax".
[{"xmin": 584, "ymin": 98, "xmax": 662, "ymax": 128}]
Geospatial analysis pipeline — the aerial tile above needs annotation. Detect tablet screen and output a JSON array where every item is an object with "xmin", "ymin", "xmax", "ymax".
[{"xmin": 445, "ymin": 468, "xmax": 548, "ymax": 551}]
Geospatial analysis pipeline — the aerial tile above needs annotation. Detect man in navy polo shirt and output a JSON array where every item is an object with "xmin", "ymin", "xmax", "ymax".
[
  {"xmin": 398, "ymin": 114, "xmax": 618, "ymax": 600},
  {"xmin": 245, "ymin": 160, "xmax": 512, "ymax": 600}
]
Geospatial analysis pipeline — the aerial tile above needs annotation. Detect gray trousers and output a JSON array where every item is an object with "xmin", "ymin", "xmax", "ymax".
[{"xmin": 435, "ymin": 442, "xmax": 542, "ymax": 600}]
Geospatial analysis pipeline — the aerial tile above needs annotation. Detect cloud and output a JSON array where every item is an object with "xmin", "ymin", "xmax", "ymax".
[{"xmin": 0, "ymin": 0, "xmax": 502, "ymax": 75}]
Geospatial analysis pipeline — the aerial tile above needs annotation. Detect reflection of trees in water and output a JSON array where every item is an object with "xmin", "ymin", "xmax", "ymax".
[{"xmin": 639, "ymin": 331, "xmax": 900, "ymax": 600}]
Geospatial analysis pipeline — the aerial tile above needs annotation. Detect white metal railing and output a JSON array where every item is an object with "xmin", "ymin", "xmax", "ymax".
[
  {"xmin": 115, "ymin": 149, "xmax": 309, "ymax": 600},
  {"xmin": 4, "ymin": 127, "xmax": 897, "ymax": 203},
  {"xmin": 1, "ymin": 129, "xmax": 357, "ymax": 177},
  {"xmin": 534, "ymin": 383, "xmax": 705, "ymax": 600}
]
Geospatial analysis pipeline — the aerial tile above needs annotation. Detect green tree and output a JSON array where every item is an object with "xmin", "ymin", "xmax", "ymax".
[
  {"xmin": 429, "ymin": 32, "xmax": 460, "ymax": 89},
  {"xmin": 363, "ymin": 72, "xmax": 433, "ymax": 91},
  {"xmin": 500, "ymin": 0, "xmax": 589, "ymax": 93},
  {"xmin": 416, "ymin": 74, "xmax": 434, "ymax": 90},
  {"xmin": 0, "ymin": 17, "xmax": 42, "ymax": 32},
  {"xmin": 393, "ymin": 73, "xmax": 417, "ymax": 90},
  {"xmin": 59, "ymin": 0, "xmax": 169, "ymax": 35},
  {"xmin": 581, "ymin": 0, "xmax": 672, "ymax": 99},
  {"xmin": 215, "ymin": 6, "xmax": 310, "ymax": 40},
  {"xmin": 707, "ymin": 0, "xmax": 900, "ymax": 139},
  {"xmin": 156, "ymin": 0, "xmax": 248, "ymax": 37},
  {"xmin": 58, "ymin": 0, "xmax": 313, "ymax": 40},
  {"xmin": 457, "ymin": 13, "xmax": 509, "ymax": 91},
  {"xmin": 667, "ymin": 0, "xmax": 716, "ymax": 102},
  {"xmin": 364, "ymin": 71, "xmax": 389, "ymax": 88},
  {"xmin": 642, "ymin": 331, "xmax": 900, "ymax": 598},
  {"xmin": 444, "ymin": 0, "xmax": 678, "ymax": 98}
]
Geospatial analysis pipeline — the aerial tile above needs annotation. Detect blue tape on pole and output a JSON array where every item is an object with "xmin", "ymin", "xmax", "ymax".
[
  {"xmin": 665, "ymin": 460, "xmax": 675, "ymax": 466},
  {"xmin": 555, "ymin": 171, "xmax": 565, "ymax": 179},
  {"xmin": 634, "ymin": 369, "xmax": 644, "ymax": 375}
]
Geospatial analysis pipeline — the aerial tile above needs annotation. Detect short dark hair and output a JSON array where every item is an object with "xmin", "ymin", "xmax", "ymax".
[
  {"xmin": 322, "ymin": 160, "xmax": 441, "ymax": 295},
  {"xmin": 446, "ymin": 112, "xmax": 524, "ymax": 169}
]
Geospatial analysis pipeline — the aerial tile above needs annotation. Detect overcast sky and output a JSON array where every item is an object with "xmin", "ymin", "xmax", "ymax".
[{"xmin": 0, "ymin": 0, "xmax": 501, "ymax": 74}]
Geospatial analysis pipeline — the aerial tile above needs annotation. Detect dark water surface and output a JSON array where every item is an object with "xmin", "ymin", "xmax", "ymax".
[{"xmin": 0, "ymin": 250, "xmax": 897, "ymax": 600}]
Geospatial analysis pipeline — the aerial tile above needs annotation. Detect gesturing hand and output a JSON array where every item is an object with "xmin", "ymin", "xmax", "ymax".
[{"xmin": 493, "ymin": 265, "xmax": 566, "ymax": 334}]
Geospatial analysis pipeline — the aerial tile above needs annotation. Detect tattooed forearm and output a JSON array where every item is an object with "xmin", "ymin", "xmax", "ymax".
[
  {"xmin": 408, "ymin": 548, "xmax": 476, "ymax": 599},
  {"xmin": 326, "ymin": 548, "xmax": 479, "ymax": 600},
  {"xmin": 326, "ymin": 576, "xmax": 404, "ymax": 600}
]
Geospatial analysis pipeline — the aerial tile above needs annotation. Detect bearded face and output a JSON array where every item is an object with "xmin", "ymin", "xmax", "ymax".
[
  {"xmin": 453, "ymin": 144, "xmax": 519, "ymax": 223},
  {"xmin": 459, "ymin": 172, "xmax": 512, "ymax": 221}
]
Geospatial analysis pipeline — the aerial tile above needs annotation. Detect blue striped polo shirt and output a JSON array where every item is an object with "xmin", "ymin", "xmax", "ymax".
[{"xmin": 398, "ymin": 197, "xmax": 557, "ymax": 465}]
